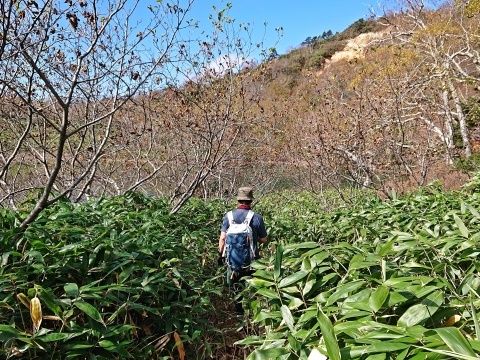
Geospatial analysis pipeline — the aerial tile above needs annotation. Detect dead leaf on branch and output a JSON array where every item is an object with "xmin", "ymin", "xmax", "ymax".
[
  {"xmin": 131, "ymin": 71, "xmax": 140, "ymax": 80},
  {"xmin": 30, "ymin": 296, "xmax": 42, "ymax": 333},
  {"xmin": 173, "ymin": 331, "xmax": 185, "ymax": 360},
  {"xmin": 66, "ymin": 13, "xmax": 78, "ymax": 30},
  {"xmin": 27, "ymin": 1, "xmax": 39, "ymax": 9}
]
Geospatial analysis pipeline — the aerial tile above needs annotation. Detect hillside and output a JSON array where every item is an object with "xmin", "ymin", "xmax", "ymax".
[{"xmin": 248, "ymin": 8, "xmax": 479, "ymax": 196}]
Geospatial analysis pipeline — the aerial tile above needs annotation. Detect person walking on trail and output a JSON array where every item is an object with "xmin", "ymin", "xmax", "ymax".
[{"xmin": 218, "ymin": 187, "xmax": 268, "ymax": 313}]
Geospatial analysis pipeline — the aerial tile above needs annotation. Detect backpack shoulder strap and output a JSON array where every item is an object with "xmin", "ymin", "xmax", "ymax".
[
  {"xmin": 244, "ymin": 210, "xmax": 255, "ymax": 225},
  {"xmin": 227, "ymin": 211, "xmax": 235, "ymax": 225}
]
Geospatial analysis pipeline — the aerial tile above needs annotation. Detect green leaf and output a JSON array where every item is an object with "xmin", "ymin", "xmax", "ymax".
[
  {"xmin": 349, "ymin": 254, "xmax": 364, "ymax": 268},
  {"xmin": 0, "ymin": 302, "xmax": 13, "ymax": 310},
  {"xmin": 326, "ymin": 280, "xmax": 365, "ymax": 306},
  {"xmin": 298, "ymin": 309, "xmax": 317, "ymax": 324},
  {"xmin": 0, "ymin": 325, "xmax": 22, "ymax": 340},
  {"xmin": 249, "ymin": 278, "xmax": 276, "ymax": 287},
  {"xmin": 317, "ymin": 309, "xmax": 341, "ymax": 360},
  {"xmin": 414, "ymin": 347, "xmax": 479, "ymax": 360},
  {"xmin": 435, "ymin": 327, "xmax": 476, "ymax": 356},
  {"xmin": 255, "ymin": 288, "xmax": 279, "ymax": 299},
  {"xmin": 236, "ymin": 335, "xmax": 266, "ymax": 346},
  {"xmin": 301, "ymin": 257, "xmax": 312, "ymax": 271},
  {"xmin": 377, "ymin": 237, "xmax": 397, "ymax": 256},
  {"xmin": 64, "ymin": 283, "xmax": 79, "ymax": 297},
  {"xmin": 396, "ymin": 290, "xmax": 444, "ymax": 328},
  {"xmin": 425, "ymin": 290, "xmax": 444, "ymax": 308},
  {"xmin": 74, "ymin": 301, "xmax": 105, "ymax": 325},
  {"xmin": 247, "ymin": 348, "xmax": 290, "ymax": 360},
  {"xmin": 369, "ymin": 286, "xmax": 389, "ymax": 312},
  {"xmin": 281, "ymin": 305, "xmax": 295, "ymax": 332},
  {"xmin": 288, "ymin": 297, "xmax": 304, "ymax": 310},
  {"xmin": 40, "ymin": 332, "xmax": 74, "ymax": 342},
  {"xmin": 471, "ymin": 297, "xmax": 480, "ymax": 340},
  {"xmin": 60, "ymin": 341, "xmax": 95, "ymax": 349},
  {"xmin": 253, "ymin": 310, "xmax": 282, "ymax": 323},
  {"xmin": 38, "ymin": 287, "xmax": 63, "ymax": 318},
  {"xmin": 278, "ymin": 270, "xmax": 308, "ymax": 288},
  {"xmin": 464, "ymin": 203, "xmax": 480, "ymax": 219},
  {"xmin": 303, "ymin": 278, "xmax": 317, "ymax": 296},
  {"xmin": 118, "ymin": 264, "xmax": 135, "ymax": 283},
  {"xmin": 381, "ymin": 259, "xmax": 386, "ymax": 282},
  {"xmin": 366, "ymin": 355, "xmax": 387, "ymax": 360},
  {"xmin": 274, "ymin": 243, "xmax": 283, "ymax": 281},
  {"xmin": 384, "ymin": 277, "xmax": 425, "ymax": 288},
  {"xmin": 284, "ymin": 241, "xmax": 319, "ymax": 252},
  {"xmin": 106, "ymin": 303, "xmax": 128, "ymax": 325},
  {"xmin": 390, "ymin": 231, "xmax": 416, "ymax": 241},
  {"xmin": 1, "ymin": 251, "xmax": 16, "ymax": 266},
  {"xmin": 454, "ymin": 214, "xmax": 469, "ymax": 238},
  {"xmin": 397, "ymin": 304, "xmax": 428, "ymax": 327},
  {"xmin": 365, "ymin": 341, "xmax": 410, "ymax": 353}
]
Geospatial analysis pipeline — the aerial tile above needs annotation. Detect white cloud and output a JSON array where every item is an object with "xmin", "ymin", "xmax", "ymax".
[{"xmin": 208, "ymin": 54, "xmax": 252, "ymax": 76}]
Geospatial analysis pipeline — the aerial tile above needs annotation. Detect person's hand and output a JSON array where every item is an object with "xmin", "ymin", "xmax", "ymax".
[{"xmin": 217, "ymin": 251, "xmax": 225, "ymax": 266}]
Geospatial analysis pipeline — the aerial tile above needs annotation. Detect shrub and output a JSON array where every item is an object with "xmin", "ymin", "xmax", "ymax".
[
  {"xmin": 0, "ymin": 193, "xmax": 228, "ymax": 359},
  {"xmin": 240, "ymin": 183, "xmax": 480, "ymax": 359}
]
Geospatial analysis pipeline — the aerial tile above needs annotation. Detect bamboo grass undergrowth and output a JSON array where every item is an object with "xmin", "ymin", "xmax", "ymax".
[{"xmin": 1, "ymin": 177, "xmax": 480, "ymax": 358}]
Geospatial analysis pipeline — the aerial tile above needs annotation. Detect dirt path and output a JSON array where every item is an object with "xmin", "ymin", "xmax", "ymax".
[{"xmin": 208, "ymin": 289, "xmax": 255, "ymax": 360}]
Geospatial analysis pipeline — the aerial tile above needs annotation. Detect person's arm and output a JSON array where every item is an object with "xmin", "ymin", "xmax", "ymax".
[
  {"xmin": 257, "ymin": 215, "xmax": 268, "ymax": 245},
  {"xmin": 218, "ymin": 231, "xmax": 227, "ymax": 254},
  {"xmin": 217, "ymin": 231, "xmax": 227, "ymax": 265},
  {"xmin": 218, "ymin": 213, "xmax": 228, "ymax": 255}
]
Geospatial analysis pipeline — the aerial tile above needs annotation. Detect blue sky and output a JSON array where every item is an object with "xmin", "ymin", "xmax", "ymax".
[{"xmin": 187, "ymin": 1, "xmax": 378, "ymax": 55}]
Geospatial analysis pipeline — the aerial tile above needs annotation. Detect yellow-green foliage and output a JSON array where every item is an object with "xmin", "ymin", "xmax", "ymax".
[{"xmin": 456, "ymin": 0, "xmax": 480, "ymax": 16}]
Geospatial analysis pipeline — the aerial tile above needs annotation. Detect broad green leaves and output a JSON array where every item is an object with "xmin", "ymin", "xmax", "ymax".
[
  {"xmin": 317, "ymin": 310, "xmax": 341, "ymax": 360},
  {"xmin": 397, "ymin": 291, "xmax": 444, "ymax": 327},
  {"xmin": 0, "ymin": 193, "xmax": 230, "ymax": 359},
  {"xmin": 435, "ymin": 327, "xmax": 476, "ymax": 356},
  {"xmin": 73, "ymin": 301, "xmax": 105, "ymax": 325},
  {"xmin": 244, "ymin": 185, "xmax": 480, "ymax": 359},
  {"xmin": 3, "ymin": 185, "xmax": 480, "ymax": 358},
  {"xmin": 369, "ymin": 286, "xmax": 389, "ymax": 312}
]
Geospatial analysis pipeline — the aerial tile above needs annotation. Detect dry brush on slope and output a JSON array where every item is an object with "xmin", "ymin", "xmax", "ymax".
[{"xmin": 254, "ymin": 0, "xmax": 480, "ymax": 197}]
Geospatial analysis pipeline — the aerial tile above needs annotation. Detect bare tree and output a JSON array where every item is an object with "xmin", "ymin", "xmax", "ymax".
[
  {"xmin": 0, "ymin": 1, "xmax": 280, "ymax": 225},
  {"xmin": 384, "ymin": 0, "xmax": 480, "ymax": 158},
  {"xmin": 279, "ymin": 11, "xmax": 459, "ymax": 195},
  {"xmin": 293, "ymin": 1, "xmax": 480, "ymax": 195},
  {"xmin": 0, "ymin": 0, "xmax": 197, "ymax": 229},
  {"xmin": 81, "ymin": 4, "xmax": 280, "ymax": 213}
]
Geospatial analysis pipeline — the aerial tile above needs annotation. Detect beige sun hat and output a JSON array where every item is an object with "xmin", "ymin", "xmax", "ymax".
[{"xmin": 236, "ymin": 187, "xmax": 254, "ymax": 201}]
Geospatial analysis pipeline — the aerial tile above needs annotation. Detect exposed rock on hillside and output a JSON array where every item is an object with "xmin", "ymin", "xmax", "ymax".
[{"xmin": 330, "ymin": 30, "xmax": 388, "ymax": 63}]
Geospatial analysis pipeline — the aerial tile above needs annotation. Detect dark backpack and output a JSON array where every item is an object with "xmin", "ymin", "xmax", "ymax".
[{"xmin": 224, "ymin": 210, "xmax": 256, "ymax": 275}]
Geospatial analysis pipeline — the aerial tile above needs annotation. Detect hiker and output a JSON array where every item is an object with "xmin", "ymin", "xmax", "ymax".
[{"xmin": 218, "ymin": 187, "xmax": 268, "ymax": 313}]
